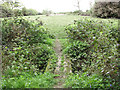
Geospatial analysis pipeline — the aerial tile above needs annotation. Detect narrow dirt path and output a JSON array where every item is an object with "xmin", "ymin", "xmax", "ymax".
[
  {"xmin": 54, "ymin": 39, "xmax": 62, "ymax": 74},
  {"xmin": 53, "ymin": 39, "xmax": 72, "ymax": 88},
  {"xmin": 54, "ymin": 39, "xmax": 64, "ymax": 88}
]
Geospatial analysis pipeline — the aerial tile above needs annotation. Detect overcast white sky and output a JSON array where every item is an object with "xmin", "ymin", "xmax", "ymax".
[{"xmin": 20, "ymin": 0, "xmax": 95, "ymax": 12}]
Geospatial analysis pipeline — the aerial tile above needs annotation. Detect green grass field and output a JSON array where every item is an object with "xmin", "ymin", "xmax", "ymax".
[
  {"xmin": 24, "ymin": 15, "xmax": 118, "ymax": 39},
  {"xmin": 24, "ymin": 15, "xmax": 88, "ymax": 39}
]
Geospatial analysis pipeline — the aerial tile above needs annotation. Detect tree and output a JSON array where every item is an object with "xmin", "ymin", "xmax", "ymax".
[
  {"xmin": 14, "ymin": 9, "xmax": 22, "ymax": 16},
  {"xmin": 93, "ymin": 2, "xmax": 119, "ymax": 18},
  {"xmin": 27, "ymin": 9, "xmax": 38, "ymax": 15},
  {"xmin": 22, "ymin": 7, "xmax": 29, "ymax": 16},
  {"xmin": 88, "ymin": 0, "xmax": 94, "ymax": 16},
  {"xmin": 0, "ymin": 4, "xmax": 13, "ymax": 17},
  {"xmin": 4, "ymin": 0, "xmax": 21, "ymax": 9},
  {"xmin": 22, "ymin": 8, "xmax": 38, "ymax": 16},
  {"xmin": 0, "ymin": 0, "xmax": 22, "ymax": 17},
  {"xmin": 42, "ymin": 9, "xmax": 52, "ymax": 16},
  {"xmin": 74, "ymin": 0, "xmax": 81, "ymax": 15}
]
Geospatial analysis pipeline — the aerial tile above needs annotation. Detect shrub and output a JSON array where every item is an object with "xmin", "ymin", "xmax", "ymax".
[
  {"xmin": 93, "ymin": 2, "xmax": 119, "ymax": 18},
  {"xmin": 64, "ymin": 18, "xmax": 119, "ymax": 88},
  {"xmin": 2, "ymin": 17, "xmax": 57, "ymax": 76},
  {"xmin": 63, "ymin": 41, "xmax": 90, "ymax": 72}
]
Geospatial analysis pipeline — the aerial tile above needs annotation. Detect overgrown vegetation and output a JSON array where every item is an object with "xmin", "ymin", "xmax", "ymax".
[
  {"xmin": 2, "ymin": 72, "xmax": 57, "ymax": 88},
  {"xmin": 1, "ymin": 0, "xmax": 120, "ymax": 88},
  {"xmin": 63, "ymin": 18, "xmax": 119, "ymax": 88},
  {"xmin": 1, "ymin": 9, "xmax": 119, "ymax": 88},
  {"xmin": 1, "ymin": 17, "xmax": 57, "ymax": 88},
  {"xmin": 65, "ymin": 73, "xmax": 105, "ymax": 88}
]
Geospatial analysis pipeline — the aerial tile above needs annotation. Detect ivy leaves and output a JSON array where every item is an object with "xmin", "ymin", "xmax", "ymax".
[{"xmin": 64, "ymin": 18, "xmax": 119, "ymax": 86}]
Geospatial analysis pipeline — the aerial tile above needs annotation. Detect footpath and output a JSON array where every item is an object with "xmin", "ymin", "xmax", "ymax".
[{"xmin": 53, "ymin": 39, "xmax": 72, "ymax": 88}]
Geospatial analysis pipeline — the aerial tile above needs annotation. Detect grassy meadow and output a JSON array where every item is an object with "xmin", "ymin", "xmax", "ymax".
[
  {"xmin": 24, "ymin": 15, "xmax": 118, "ymax": 39},
  {"xmin": 24, "ymin": 15, "xmax": 87, "ymax": 39}
]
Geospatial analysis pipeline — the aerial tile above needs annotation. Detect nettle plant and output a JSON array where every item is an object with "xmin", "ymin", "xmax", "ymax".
[
  {"xmin": 2, "ymin": 17, "xmax": 56, "ymax": 77},
  {"xmin": 64, "ymin": 18, "xmax": 119, "ymax": 86}
]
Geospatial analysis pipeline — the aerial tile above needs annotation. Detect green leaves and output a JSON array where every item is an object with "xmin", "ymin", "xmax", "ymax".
[
  {"xmin": 2, "ymin": 72, "xmax": 56, "ymax": 88},
  {"xmin": 64, "ymin": 73, "xmax": 104, "ymax": 88},
  {"xmin": 2, "ymin": 17, "xmax": 57, "ymax": 77},
  {"xmin": 64, "ymin": 17, "xmax": 119, "ymax": 88}
]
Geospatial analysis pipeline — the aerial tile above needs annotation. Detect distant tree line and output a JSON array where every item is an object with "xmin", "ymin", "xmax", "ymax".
[
  {"xmin": 57, "ymin": 10, "xmax": 91, "ymax": 16},
  {"xmin": 72, "ymin": 10, "xmax": 91, "ymax": 16},
  {"xmin": 0, "ymin": 0, "xmax": 52, "ymax": 17},
  {"xmin": 1, "ymin": 0, "xmax": 119, "ymax": 18},
  {"xmin": 0, "ymin": 0, "xmax": 39, "ymax": 17},
  {"xmin": 21, "ymin": 7, "xmax": 41, "ymax": 16}
]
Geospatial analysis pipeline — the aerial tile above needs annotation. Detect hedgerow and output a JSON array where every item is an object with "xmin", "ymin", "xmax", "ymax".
[
  {"xmin": 64, "ymin": 17, "xmax": 119, "ymax": 88},
  {"xmin": 2, "ymin": 17, "xmax": 57, "ymax": 78}
]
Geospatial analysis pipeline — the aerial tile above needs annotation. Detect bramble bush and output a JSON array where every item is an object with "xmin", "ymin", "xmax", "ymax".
[
  {"xmin": 64, "ymin": 17, "xmax": 119, "ymax": 88},
  {"xmin": 63, "ymin": 41, "xmax": 90, "ymax": 72},
  {"xmin": 2, "ymin": 17, "xmax": 57, "ymax": 78}
]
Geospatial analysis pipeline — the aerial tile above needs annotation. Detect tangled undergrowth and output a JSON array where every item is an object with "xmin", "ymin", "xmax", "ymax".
[
  {"xmin": 63, "ymin": 18, "xmax": 119, "ymax": 88},
  {"xmin": 1, "ymin": 17, "xmax": 57, "ymax": 88}
]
